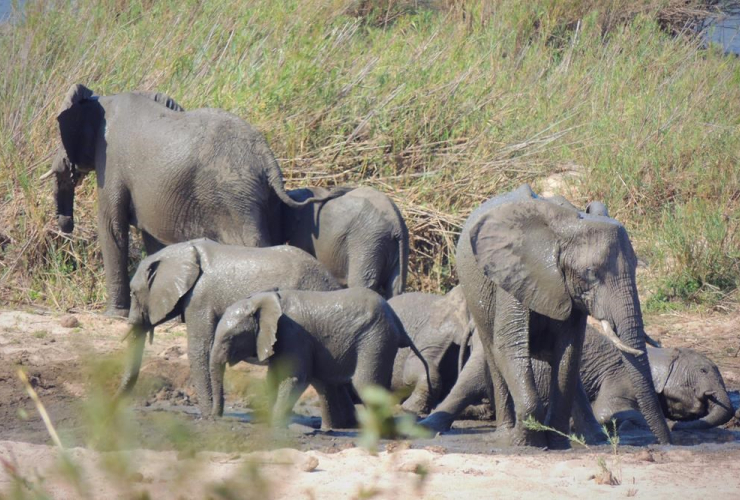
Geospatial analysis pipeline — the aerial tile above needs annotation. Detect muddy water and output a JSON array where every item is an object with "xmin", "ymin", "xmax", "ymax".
[{"xmin": 703, "ymin": 6, "xmax": 740, "ymax": 55}]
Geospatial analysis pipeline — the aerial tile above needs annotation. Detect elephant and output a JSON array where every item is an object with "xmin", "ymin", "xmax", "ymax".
[
  {"xmin": 580, "ymin": 324, "xmax": 735, "ymax": 431},
  {"xmin": 118, "ymin": 238, "xmax": 341, "ymax": 416},
  {"xmin": 390, "ymin": 287, "xmax": 606, "ymax": 444},
  {"xmin": 282, "ymin": 186, "xmax": 409, "ymax": 299},
  {"xmin": 209, "ymin": 288, "xmax": 430, "ymax": 428},
  {"xmin": 44, "ymin": 84, "xmax": 341, "ymax": 317},
  {"xmin": 389, "ymin": 286, "xmax": 480, "ymax": 414},
  {"xmin": 421, "ymin": 184, "xmax": 671, "ymax": 448}
]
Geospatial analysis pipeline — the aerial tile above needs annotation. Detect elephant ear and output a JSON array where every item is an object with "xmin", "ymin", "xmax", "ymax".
[
  {"xmin": 469, "ymin": 198, "xmax": 576, "ymax": 320},
  {"xmin": 649, "ymin": 347, "xmax": 679, "ymax": 394},
  {"xmin": 57, "ymin": 84, "xmax": 96, "ymax": 166},
  {"xmin": 254, "ymin": 292, "xmax": 282, "ymax": 362},
  {"xmin": 148, "ymin": 244, "xmax": 201, "ymax": 325}
]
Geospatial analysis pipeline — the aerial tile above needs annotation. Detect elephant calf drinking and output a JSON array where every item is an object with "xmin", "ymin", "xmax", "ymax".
[{"xmin": 210, "ymin": 288, "xmax": 430, "ymax": 428}]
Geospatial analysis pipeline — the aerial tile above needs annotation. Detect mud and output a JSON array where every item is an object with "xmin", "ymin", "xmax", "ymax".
[{"xmin": 1, "ymin": 308, "xmax": 739, "ymax": 497}]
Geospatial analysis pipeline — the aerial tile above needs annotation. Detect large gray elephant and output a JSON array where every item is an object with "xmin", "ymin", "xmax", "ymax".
[
  {"xmin": 45, "ymin": 84, "xmax": 340, "ymax": 317},
  {"xmin": 210, "ymin": 288, "xmax": 429, "ymax": 428},
  {"xmin": 421, "ymin": 184, "xmax": 671, "ymax": 448},
  {"xmin": 118, "ymin": 239, "xmax": 341, "ymax": 416},
  {"xmin": 283, "ymin": 186, "xmax": 409, "ymax": 299}
]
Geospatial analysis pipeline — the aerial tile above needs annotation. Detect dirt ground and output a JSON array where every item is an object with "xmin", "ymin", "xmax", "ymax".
[{"xmin": 1, "ymin": 306, "xmax": 739, "ymax": 498}]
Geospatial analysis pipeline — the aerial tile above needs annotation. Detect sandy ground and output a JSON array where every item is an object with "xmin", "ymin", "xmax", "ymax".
[{"xmin": 1, "ymin": 307, "xmax": 739, "ymax": 498}]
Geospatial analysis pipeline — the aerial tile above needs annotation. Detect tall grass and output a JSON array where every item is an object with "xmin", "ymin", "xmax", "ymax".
[{"xmin": 0, "ymin": 0, "xmax": 737, "ymax": 311}]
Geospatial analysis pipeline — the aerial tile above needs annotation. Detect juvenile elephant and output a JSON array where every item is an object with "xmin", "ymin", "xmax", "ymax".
[
  {"xmin": 389, "ymin": 286, "xmax": 480, "ymax": 414},
  {"xmin": 421, "ymin": 184, "xmax": 671, "ymax": 448},
  {"xmin": 283, "ymin": 186, "xmax": 409, "ymax": 298},
  {"xmin": 118, "ymin": 239, "xmax": 341, "ymax": 415},
  {"xmin": 580, "ymin": 325, "xmax": 735, "ymax": 431},
  {"xmin": 209, "ymin": 288, "xmax": 429, "ymax": 428},
  {"xmin": 45, "ymin": 84, "xmax": 339, "ymax": 316}
]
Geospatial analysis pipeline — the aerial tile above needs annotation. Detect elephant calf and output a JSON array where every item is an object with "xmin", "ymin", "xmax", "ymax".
[
  {"xmin": 283, "ymin": 186, "xmax": 409, "ymax": 299},
  {"xmin": 210, "ymin": 288, "xmax": 429, "ymax": 429}
]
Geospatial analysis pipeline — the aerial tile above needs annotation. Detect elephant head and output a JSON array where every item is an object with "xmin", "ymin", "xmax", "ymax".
[
  {"xmin": 117, "ymin": 242, "xmax": 201, "ymax": 396},
  {"xmin": 209, "ymin": 292, "xmax": 282, "ymax": 416},
  {"xmin": 468, "ymin": 184, "xmax": 670, "ymax": 443},
  {"xmin": 650, "ymin": 346, "xmax": 734, "ymax": 430},
  {"xmin": 43, "ymin": 84, "xmax": 185, "ymax": 234}
]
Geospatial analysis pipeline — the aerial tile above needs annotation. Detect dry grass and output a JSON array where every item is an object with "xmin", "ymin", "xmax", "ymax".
[{"xmin": 0, "ymin": 0, "xmax": 737, "ymax": 312}]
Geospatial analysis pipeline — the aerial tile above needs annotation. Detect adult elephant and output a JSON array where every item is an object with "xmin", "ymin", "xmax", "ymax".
[
  {"xmin": 422, "ymin": 184, "xmax": 671, "ymax": 448},
  {"xmin": 44, "ymin": 84, "xmax": 340, "ymax": 317}
]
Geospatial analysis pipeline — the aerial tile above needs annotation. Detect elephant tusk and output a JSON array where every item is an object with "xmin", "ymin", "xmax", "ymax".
[
  {"xmin": 39, "ymin": 169, "xmax": 55, "ymax": 180},
  {"xmin": 644, "ymin": 333, "xmax": 662, "ymax": 348},
  {"xmin": 600, "ymin": 320, "xmax": 644, "ymax": 356}
]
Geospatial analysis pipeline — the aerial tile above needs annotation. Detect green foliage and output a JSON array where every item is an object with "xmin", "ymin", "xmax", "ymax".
[
  {"xmin": 357, "ymin": 385, "xmax": 431, "ymax": 453},
  {"xmin": 0, "ymin": 0, "xmax": 736, "ymax": 310}
]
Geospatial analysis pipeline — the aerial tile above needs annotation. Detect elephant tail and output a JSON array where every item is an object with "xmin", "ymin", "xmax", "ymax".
[
  {"xmin": 115, "ymin": 324, "xmax": 151, "ymax": 398},
  {"xmin": 385, "ymin": 218, "xmax": 409, "ymax": 299},
  {"xmin": 266, "ymin": 163, "xmax": 351, "ymax": 208}
]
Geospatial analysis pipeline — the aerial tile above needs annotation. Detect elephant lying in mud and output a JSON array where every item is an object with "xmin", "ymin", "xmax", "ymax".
[
  {"xmin": 393, "ymin": 288, "xmax": 734, "ymax": 433},
  {"xmin": 117, "ymin": 239, "xmax": 341, "ymax": 416},
  {"xmin": 283, "ymin": 186, "xmax": 409, "ymax": 299},
  {"xmin": 421, "ymin": 184, "xmax": 671, "ymax": 447},
  {"xmin": 210, "ymin": 288, "xmax": 430, "ymax": 428},
  {"xmin": 44, "ymin": 84, "xmax": 340, "ymax": 317}
]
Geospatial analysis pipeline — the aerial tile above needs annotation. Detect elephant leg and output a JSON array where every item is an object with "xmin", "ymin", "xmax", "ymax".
[
  {"xmin": 571, "ymin": 379, "xmax": 608, "ymax": 445},
  {"xmin": 543, "ymin": 315, "xmax": 586, "ymax": 450},
  {"xmin": 420, "ymin": 344, "xmax": 490, "ymax": 432},
  {"xmin": 141, "ymin": 230, "xmax": 165, "ymax": 256},
  {"xmin": 400, "ymin": 350, "xmax": 442, "ymax": 415},
  {"xmin": 269, "ymin": 366, "xmax": 309, "ymax": 428},
  {"xmin": 346, "ymin": 250, "xmax": 382, "ymax": 295},
  {"xmin": 314, "ymin": 381, "xmax": 358, "ymax": 429},
  {"xmin": 99, "ymin": 191, "xmax": 131, "ymax": 317},
  {"xmin": 492, "ymin": 292, "xmax": 546, "ymax": 447},
  {"xmin": 184, "ymin": 309, "xmax": 217, "ymax": 417}
]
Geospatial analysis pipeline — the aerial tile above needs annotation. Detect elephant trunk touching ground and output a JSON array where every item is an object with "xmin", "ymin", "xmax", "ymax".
[
  {"xmin": 606, "ymin": 275, "xmax": 672, "ymax": 444},
  {"xmin": 116, "ymin": 324, "xmax": 151, "ymax": 397}
]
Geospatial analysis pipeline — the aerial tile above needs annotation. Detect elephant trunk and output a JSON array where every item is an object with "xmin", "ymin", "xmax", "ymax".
[
  {"xmin": 673, "ymin": 386, "xmax": 734, "ymax": 430},
  {"xmin": 209, "ymin": 346, "xmax": 227, "ymax": 418},
  {"xmin": 266, "ymin": 162, "xmax": 350, "ymax": 209},
  {"xmin": 609, "ymin": 283, "xmax": 672, "ymax": 444},
  {"xmin": 50, "ymin": 153, "xmax": 76, "ymax": 234},
  {"xmin": 115, "ymin": 324, "xmax": 149, "ymax": 398}
]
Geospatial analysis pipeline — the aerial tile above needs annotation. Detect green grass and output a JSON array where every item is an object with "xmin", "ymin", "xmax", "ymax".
[{"xmin": 0, "ymin": 0, "xmax": 737, "ymax": 311}]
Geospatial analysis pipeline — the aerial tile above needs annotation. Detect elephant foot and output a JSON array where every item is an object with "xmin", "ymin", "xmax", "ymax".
[
  {"xmin": 490, "ymin": 425, "xmax": 547, "ymax": 448},
  {"xmin": 104, "ymin": 306, "xmax": 130, "ymax": 319},
  {"xmin": 401, "ymin": 396, "xmax": 429, "ymax": 416},
  {"xmin": 418, "ymin": 411, "xmax": 455, "ymax": 434}
]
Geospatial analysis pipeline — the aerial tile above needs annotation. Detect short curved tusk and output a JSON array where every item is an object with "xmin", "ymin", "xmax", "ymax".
[
  {"xmin": 600, "ymin": 320, "xmax": 643, "ymax": 356},
  {"xmin": 39, "ymin": 169, "xmax": 55, "ymax": 180},
  {"xmin": 644, "ymin": 333, "xmax": 662, "ymax": 348}
]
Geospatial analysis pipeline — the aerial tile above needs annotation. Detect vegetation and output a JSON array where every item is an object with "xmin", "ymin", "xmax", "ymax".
[{"xmin": 1, "ymin": 0, "xmax": 738, "ymax": 312}]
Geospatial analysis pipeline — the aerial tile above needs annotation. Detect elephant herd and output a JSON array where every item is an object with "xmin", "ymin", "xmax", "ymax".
[{"xmin": 44, "ymin": 84, "xmax": 735, "ymax": 449}]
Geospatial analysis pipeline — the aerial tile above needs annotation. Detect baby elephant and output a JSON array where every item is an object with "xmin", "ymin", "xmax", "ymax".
[
  {"xmin": 283, "ymin": 186, "xmax": 409, "ymax": 299},
  {"xmin": 209, "ymin": 288, "xmax": 429, "ymax": 429}
]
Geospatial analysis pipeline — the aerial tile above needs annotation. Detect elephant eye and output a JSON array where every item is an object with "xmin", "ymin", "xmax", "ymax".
[{"xmin": 700, "ymin": 368, "xmax": 708, "ymax": 374}]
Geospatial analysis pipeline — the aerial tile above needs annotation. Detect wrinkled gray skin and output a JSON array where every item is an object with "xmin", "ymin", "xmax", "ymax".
[
  {"xmin": 421, "ymin": 184, "xmax": 671, "ymax": 448},
  {"xmin": 580, "ymin": 325, "xmax": 734, "ymax": 431},
  {"xmin": 119, "ymin": 239, "xmax": 341, "ymax": 416},
  {"xmin": 48, "ymin": 84, "xmax": 340, "ymax": 317},
  {"xmin": 389, "ymin": 287, "xmax": 480, "ymax": 414},
  {"xmin": 282, "ymin": 186, "xmax": 409, "ymax": 299},
  {"xmin": 210, "ymin": 288, "xmax": 429, "ymax": 428},
  {"xmin": 390, "ymin": 288, "xmax": 606, "ymax": 445}
]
